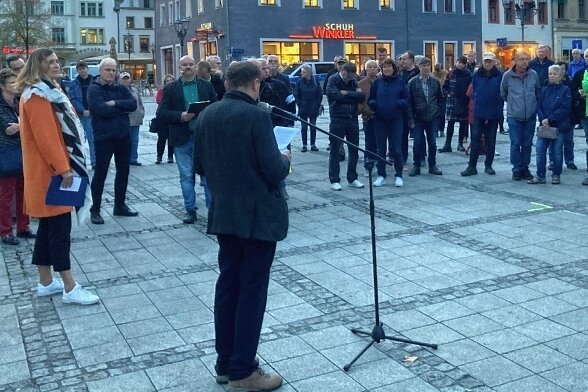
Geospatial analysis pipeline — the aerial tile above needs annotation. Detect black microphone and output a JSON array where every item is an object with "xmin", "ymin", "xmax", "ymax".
[{"xmin": 257, "ymin": 101, "xmax": 275, "ymax": 113}]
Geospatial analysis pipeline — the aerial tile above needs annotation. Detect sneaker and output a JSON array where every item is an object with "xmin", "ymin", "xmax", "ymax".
[
  {"xmin": 37, "ymin": 278, "xmax": 64, "ymax": 297},
  {"xmin": 528, "ymin": 177, "xmax": 546, "ymax": 184},
  {"xmin": 331, "ymin": 182, "xmax": 342, "ymax": 191},
  {"xmin": 62, "ymin": 284, "xmax": 100, "ymax": 305},
  {"xmin": 183, "ymin": 211, "xmax": 197, "ymax": 224},
  {"xmin": 1, "ymin": 234, "xmax": 19, "ymax": 245},
  {"xmin": 395, "ymin": 177, "xmax": 403, "ymax": 187},
  {"xmin": 348, "ymin": 180, "xmax": 364, "ymax": 188},
  {"xmin": 428, "ymin": 166, "xmax": 443, "ymax": 175},
  {"xmin": 567, "ymin": 162, "xmax": 578, "ymax": 170},
  {"xmin": 408, "ymin": 166, "xmax": 420, "ymax": 177},
  {"xmin": 551, "ymin": 175, "xmax": 561, "ymax": 185},
  {"xmin": 461, "ymin": 166, "xmax": 478, "ymax": 176},
  {"xmin": 374, "ymin": 176, "xmax": 386, "ymax": 187},
  {"xmin": 484, "ymin": 166, "xmax": 496, "ymax": 175},
  {"xmin": 90, "ymin": 211, "xmax": 104, "ymax": 224},
  {"xmin": 228, "ymin": 368, "xmax": 283, "ymax": 392}
]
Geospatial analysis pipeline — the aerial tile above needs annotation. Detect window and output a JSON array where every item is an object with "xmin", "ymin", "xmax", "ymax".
[
  {"xmin": 140, "ymin": 36, "xmax": 150, "ymax": 52},
  {"xmin": 197, "ymin": 0, "xmax": 203, "ymax": 13},
  {"xmin": 304, "ymin": 0, "xmax": 320, "ymax": 7},
  {"xmin": 343, "ymin": 0, "xmax": 357, "ymax": 9},
  {"xmin": 52, "ymin": 28, "xmax": 65, "ymax": 43},
  {"xmin": 80, "ymin": 28, "xmax": 105, "ymax": 44},
  {"xmin": 523, "ymin": 0, "xmax": 533, "ymax": 24},
  {"xmin": 444, "ymin": 42, "xmax": 456, "ymax": 69},
  {"xmin": 143, "ymin": 0, "xmax": 152, "ymax": 8},
  {"xmin": 80, "ymin": 2, "xmax": 103, "ymax": 17},
  {"xmin": 580, "ymin": 0, "xmax": 585, "ymax": 19},
  {"xmin": 216, "ymin": 0, "xmax": 224, "ymax": 7},
  {"xmin": 168, "ymin": 2, "xmax": 173, "ymax": 24},
  {"xmin": 488, "ymin": 0, "xmax": 499, "ymax": 22},
  {"xmin": 344, "ymin": 42, "xmax": 393, "ymax": 68},
  {"xmin": 557, "ymin": 0, "xmax": 565, "ymax": 19},
  {"xmin": 186, "ymin": 0, "xmax": 192, "ymax": 17},
  {"xmin": 423, "ymin": 0, "xmax": 435, "ymax": 12},
  {"xmin": 424, "ymin": 41, "xmax": 437, "ymax": 66},
  {"xmin": 463, "ymin": 42, "xmax": 475, "ymax": 56},
  {"xmin": 504, "ymin": 1, "xmax": 515, "ymax": 24},
  {"xmin": 538, "ymin": 1, "xmax": 548, "ymax": 24},
  {"xmin": 124, "ymin": 36, "xmax": 134, "ymax": 52},
  {"xmin": 444, "ymin": 0, "xmax": 454, "ymax": 13},
  {"xmin": 144, "ymin": 17, "xmax": 153, "ymax": 28},
  {"xmin": 51, "ymin": 1, "xmax": 64, "ymax": 15},
  {"xmin": 262, "ymin": 41, "xmax": 320, "ymax": 65},
  {"xmin": 463, "ymin": 0, "xmax": 473, "ymax": 14},
  {"xmin": 259, "ymin": 0, "xmax": 279, "ymax": 5},
  {"xmin": 380, "ymin": 0, "xmax": 392, "ymax": 10},
  {"xmin": 160, "ymin": 4, "xmax": 166, "ymax": 26},
  {"xmin": 126, "ymin": 17, "xmax": 135, "ymax": 28}
]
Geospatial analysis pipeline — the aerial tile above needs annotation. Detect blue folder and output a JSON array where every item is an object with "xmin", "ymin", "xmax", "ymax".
[{"xmin": 45, "ymin": 176, "xmax": 89, "ymax": 207}]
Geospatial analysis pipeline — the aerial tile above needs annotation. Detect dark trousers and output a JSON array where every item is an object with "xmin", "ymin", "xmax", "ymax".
[
  {"xmin": 299, "ymin": 114, "xmax": 317, "ymax": 146},
  {"xmin": 413, "ymin": 119, "xmax": 438, "ymax": 167},
  {"xmin": 401, "ymin": 116, "xmax": 409, "ymax": 163},
  {"xmin": 91, "ymin": 138, "xmax": 131, "ymax": 211},
  {"xmin": 445, "ymin": 120, "xmax": 468, "ymax": 146},
  {"xmin": 375, "ymin": 118, "xmax": 403, "ymax": 178},
  {"xmin": 156, "ymin": 127, "xmax": 174, "ymax": 159},
  {"xmin": 32, "ymin": 213, "xmax": 71, "ymax": 272},
  {"xmin": 469, "ymin": 120, "xmax": 498, "ymax": 168},
  {"xmin": 214, "ymin": 234, "xmax": 276, "ymax": 381},
  {"xmin": 363, "ymin": 118, "xmax": 376, "ymax": 167},
  {"xmin": 328, "ymin": 117, "xmax": 359, "ymax": 184}
]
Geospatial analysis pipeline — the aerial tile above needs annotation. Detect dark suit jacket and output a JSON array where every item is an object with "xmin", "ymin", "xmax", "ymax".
[
  {"xmin": 158, "ymin": 77, "xmax": 217, "ymax": 147},
  {"xmin": 194, "ymin": 90, "xmax": 290, "ymax": 242}
]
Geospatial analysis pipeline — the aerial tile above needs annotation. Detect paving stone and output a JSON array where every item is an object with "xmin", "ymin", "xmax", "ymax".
[
  {"xmin": 519, "ymin": 296, "xmax": 579, "ymax": 318},
  {"xmin": 291, "ymin": 370, "xmax": 366, "ymax": 392},
  {"xmin": 472, "ymin": 329, "xmax": 538, "ymax": 354},
  {"xmin": 0, "ymin": 360, "xmax": 30, "ymax": 384},
  {"xmin": 524, "ymin": 278, "xmax": 579, "ymax": 295},
  {"xmin": 74, "ymin": 340, "xmax": 133, "ymax": 367},
  {"xmin": 481, "ymin": 304, "xmax": 542, "ymax": 327},
  {"xmin": 549, "ymin": 308, "xmax": 588, "ymax": 332},
  {"xmin": 504, "ymin": 344, "xmax": 574, "ymax": 373},
  {"xmin": 417, "ymin": 301, "xmax": 476, "ymax": 322},
  {"xmin": 545, "ymin": 333, "xmax": 588, "ymax": 361},
  {"xmin": 258, "ymin": 336, "xmax": 316, "ymax": 363},
  {"xmin": 127, "ymin": 331, "xmax": 186, "ymax": 355},
  {"xmin": 434, "ymin": 338, "xmax": 496, "ymax": 367},
  {"xmin": 460, "ymin": 356, "xmax": 532, "ymax": 387},
  {"xmin": 513, "ymin": 319, "xmax": 576, "ymax": 342},
  {"xmin": 371, "ymin": 376, "xmax": 440, "ymax": 391},
  {"xmin": 540, "ymin": 362, "xmax": 588, "ymax": 392},
  {"xmin": 493, "ymin": 375, "xmax": 567, "ymax": 392},
  {"xmin": 443, "ymin": 314, "xmax": 504, "ymax": 338},
  {"xmin": 272, "ymin": 351, "xmax": 338, "ymax": 383},
  {"xmin": 145, "ymin": 359, "xmax": 210, "ymax": 390}
]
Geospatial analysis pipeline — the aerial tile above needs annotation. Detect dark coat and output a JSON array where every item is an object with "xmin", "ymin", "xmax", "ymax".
[
  {"xmin": 293, "ymin": 76, "xmax": 322, "ymax": 118},
  {"xmin": 443, "ymin": 67, "xmax": 472, "ymax": 120},
  {"xmin": 472, "ymin": 67, "xmax": 504, "ymax": 120},
  {"xmin": 406, "ymin": 76, "xmax": 443, "ymax": 124},
  {"xmin": 326, "ymin": 73, "xmax": 364, "ymax": 119},
  {"xmin": 368, "ymin": 75, "xmax": 408, "ymax": 120},
  {"xmin": 210, "ymin": 73, "xmax": 226, "ymax": 101},
  {"xmin": 0, "ymin": 96, "xmax": 22, "ymax": 177},
  {"xmin": 529, "ymin": 57, "xmax": 554, "ymax": 87},
  {"xmin": 570, "ymin": 66, "xmax": 587, "ymax": 125},
  {"xmin": 87, "ymin": 78, "xmax": 137, "ymax": 140},
  {"xmin": 194, "ymin": 90, "xmax": 290, "ymax": 242},
  {"xmin": 158, "ymin": 78, "xmax": 217, "ymax": 147},
  {"xmin": 537, "ymin": 83, "xmax": 572, "ymax": 130}
]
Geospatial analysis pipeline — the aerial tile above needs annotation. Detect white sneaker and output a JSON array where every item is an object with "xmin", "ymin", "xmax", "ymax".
[
  {"xmin": 37, "ymin": 278, "xmax": 64, "ymax": 297},
  {"xmin": 348, "ymin": 180, "xmax": 364, "ymax": 188},
  {"xmin": 374, "ymin": 176, "xmax": 386, "ymax": 187},
  {"xmin": 62, "ymin": 284, "xmax": 100, "ymax": 305},
  {"xmin": 395, "ymin": 177, "xmax": 404, "ymax": 187},
  {"xmin": 331, "ymin": 182, "xmax": 342, "ymax": 191}
]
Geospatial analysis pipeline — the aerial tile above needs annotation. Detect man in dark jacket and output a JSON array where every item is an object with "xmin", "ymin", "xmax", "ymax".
[
  {"xmin": 406, "ymin": 57, "xmax": 443, "ymax": 177},
  {"xmin": 399, "ymin": 51, "xmax": 421, "ymax": 164},
  {"xmin": 326, "ymin": 62, "xmax": 365, "ymax": 190},
  {"xmin": 461, "ymin": 52, "xmax": 503, "ymax": 176},
  {"xmin": 194, "ymin": 60, "xmax": 290, "ymax": 391},
  {"xmin": 571, "ymin": 51, "xmax": 588, "ymax": 174},
  {"xmin": 529, "ymin": 45, "xmax": 554, "ymax": 87},
  {"xmin": 69, "ymin": 61, "xmax": 96, "ymax": 169},
  {"xmin": 87, "ymin": 58, "xmax": 137, "ymax": 224},
  {"xmin": 158, "ymin": 55, "xmax": 217, "ymax": 224}
]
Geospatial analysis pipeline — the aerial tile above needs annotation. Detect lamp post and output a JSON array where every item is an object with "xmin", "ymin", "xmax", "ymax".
[
  {"xmin": 114, "ymin": 0, "xmax": 124, "ymax": 53},
  {"xmin": 502, "ymin": 0, "xmax": 546, "ymax": 52},
  {"xmin": 150, "ymin": 43, "xmax": 157, "ymax": 86},
  {"xmin": 174, "ymin": 18, "xmax": 190, "ymax": 57},
  {"xmin": 124, "ymin": 32, "xmax": 133, "ymax": 61}
]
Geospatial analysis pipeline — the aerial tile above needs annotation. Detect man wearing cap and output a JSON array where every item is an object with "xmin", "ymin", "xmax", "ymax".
[
  {"xmin": 399, "ymin": 51, "xmax": 421, "ymax": 164},
  {"xmin": 68, "ymin": 61, "xmax": 97, "ymax": 169},
  {"xmin": 461, "ymin": 53, "xmax": 503, "ymax": 177},
  {"xmin": 120, "ymin": 72, "xmax": 145, "ymax": 166},
  {"xmin": 326, "ymin": 62, "xmax": 365, "ymax": 190},
  {"xmin": 323, "ymin": 56, "xmax": 347, "ymax": 95},
  {"xmin": 406, "ymin": 57, "xmax": 443, "ymax": 177}
]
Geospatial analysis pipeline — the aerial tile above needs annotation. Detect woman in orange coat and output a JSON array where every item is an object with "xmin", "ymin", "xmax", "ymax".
[{"xmin": 17, "ymin": 48, "xmax": 99, "ymax": 305}]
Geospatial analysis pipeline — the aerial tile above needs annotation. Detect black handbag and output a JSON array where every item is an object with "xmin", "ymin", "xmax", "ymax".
[
  {"xmin": 0, "ymin": 143, "xmax": 23, "ymax": 177},
  {"xmin": 148, "ymin": 117, "xmax": 159, "ymax": 133},
  {"xmin": 536, "ymin": 126, "xmax": 558, "ymax": 139}
]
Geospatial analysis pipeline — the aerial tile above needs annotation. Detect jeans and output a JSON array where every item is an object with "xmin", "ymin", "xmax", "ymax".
[
  {"xmin": 375, "ymin": 118, "xmax": 403, "ymax": 178},
  {"xmin": 299, "ymin": 114, "xmax": 317, "ymax": 146},
  {"xmin": 328, "ymin": 117, "xmax": 359, "ymax": 184},
  {"xmin": 91, "ymin": 138, "xmax": 131, "ymax": 211},
  {"xmin": 214, "ymin": 234, "xmax": 276, "ymax": 381},
  {"xmin": 129, "ymin": 126, "xmax": 140, "ymax": 163},
  {"xmin": 549, "ymin": 128, "xmax": 574, "ymax": 165},
  {"xmin": 536, "ymin": 134, "xmax": 563, "ymax": 179},
  {"xmin": 174, "ymin": 138, "xmax": 197, "ymax": 212},
  {"xmin": 363, "ymin": 118, "xmax": 377, "ymax": 168},
  {"xmin": 79, "ymin": 116, "xmax": 95, "ymax": 166},
  {"xmin": 469, "ymin": 119, "xmax": 498, "ymax": 168},
  {"xmin": 507, "ymin": 117, "xmax": 536, "ymax": 172},
  {"xmin": 413, "ymin": 119, "xmax": 438, "ymax": 167},
  {"xmin": 0, "ymin": 176, "xmax": 29, "ymax": 236}
]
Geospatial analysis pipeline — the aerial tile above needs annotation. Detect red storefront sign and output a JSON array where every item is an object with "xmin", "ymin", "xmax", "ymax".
[{"xmin": 289, "ymin": 23, "xmax": 376, "ymax": 40}]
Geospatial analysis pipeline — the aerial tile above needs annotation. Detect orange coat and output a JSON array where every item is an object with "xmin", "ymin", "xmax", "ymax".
[{"xmin": 19, "ymin": 94, "xmax": 72, "ymax": 218}]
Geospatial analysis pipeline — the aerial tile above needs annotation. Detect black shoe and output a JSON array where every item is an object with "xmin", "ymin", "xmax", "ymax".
[
  {"xmin": 129, "ymin": 162, "xmax": 142, "ymax": 166},
  {"xmin": 183, "ymin": 211, "xmax": 197, "ymax": 224},
  {"xmin": 408, "ymin": 166, "xmax": 421, "ymax": 177},
  {"xmin": 567, "ymin": 162, "xmax": 578, "ymax": 170},
  {"xmin": 301, "ymin": 146, "xmax": 308, "ymax": 152},
  {"xmin": 113, "ymin": 205, "xmax": 139, "ymax": 217},
  {"xmin": 484, "ymin": 166, "xmax": 496, "ymax": 175},
  {"xmin": 428, "ymin": 166, "xmax": 443, "ymax": 175},
  {"xmin": 90, "ymin": 211, "xmax": 104, "ymax": 224},
  {"xmin": 2, "ymin": 235, "xmax": 19, "ymax": 245},
  {"xmin": 456, "ymin": 144, "xmax": 465, "ymax": 152},
  {"xmin": 522, "ymin": 168, "xmax": 534, "ymax": 180},
  {"xmin": 168, "ymin": 158, "xmax": 174, "ymax": 164},
  {"xmin": 155, "ymin": 157, "xmax": 162, "ymax": 164},
  {"xmin": 461, "ymin": 166, "xmax": 478, "ymax": 176},
  {"xmin": 512, "ymin": 171, "xmax": 522, "ymax": 181},
  {"xmin": 16, "ymin": 229, "xmax": 36, "ymax": 239},
  {"xmin": 310, "ymin": 145, "xmax": 319, "ymax": 152},
  {"xmin": 438, "ymin": 145, "xmax": 452, "ymax": 153}
]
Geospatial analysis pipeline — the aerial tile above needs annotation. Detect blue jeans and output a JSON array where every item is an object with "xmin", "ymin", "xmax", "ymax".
[
  {"xmin": 174, "ymin": 138, "xmax": 197, "ymax": 212},
  {"xmin": 507, "ymin": 117, "xmax": 535, "ymax": 172},
  {"xmin": 79, "ymin": 116, "xmax": 95, "ymax": 166},
  {"xmin": 129, "ymin": 126, "xmax": 140, "ymax": 163},
  {"xmin": 413, "ymin": 119, "xmax": 438, "ymax": 167},
  {"xmin": 536, "ymin": 134, "xmax": 563, "ymax": 179},
  {"xmin": 374, "ymin": 118, "xmax": 403, "ymax": 178},
  {"xmin": 549, "ymin": 128, "xmax": 574, "ymax": 165}
]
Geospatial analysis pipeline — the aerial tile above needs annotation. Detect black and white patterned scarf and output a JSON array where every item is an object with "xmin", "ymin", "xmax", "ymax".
[{"xmin": 21, "ymin": 80, "xmax": 92, "ymax": 224}]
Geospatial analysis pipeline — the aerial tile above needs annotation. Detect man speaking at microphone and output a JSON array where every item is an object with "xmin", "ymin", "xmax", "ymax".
[{"xmin": 194, "ymin": 61, "xmax": 291, "ymax": 391}]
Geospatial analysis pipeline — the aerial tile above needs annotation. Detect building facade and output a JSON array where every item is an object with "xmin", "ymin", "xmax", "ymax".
[
  {"xmin": 553, "ymin": 0, "xmax": 588, "ymax": 60},
  {"xmin": 154, "ymin": 0, "xmax": 482, "ymax": 83}
]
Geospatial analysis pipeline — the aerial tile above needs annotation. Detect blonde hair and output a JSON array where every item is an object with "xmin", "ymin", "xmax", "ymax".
[{"xmin": 15, "ymin": 48, "xmax": 56, "ymax": 92}]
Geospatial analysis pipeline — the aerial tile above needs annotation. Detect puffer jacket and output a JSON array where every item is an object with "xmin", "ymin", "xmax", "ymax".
[
  {"xmin": 537, "ymin": 83, "xmax": 572, "ymax": 130},
  {"xmin": 368, "ymin": 75, "xmax": 407, "ymax": 120}
]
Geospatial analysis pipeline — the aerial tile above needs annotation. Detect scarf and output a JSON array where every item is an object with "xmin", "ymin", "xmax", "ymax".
[
  {"xmin": 21, "ymin": 80, "xmax": 92, "ymax": 225},
  {"xmin": 583, "ymin": 70, "xmax": 588, "ymax": 117}
]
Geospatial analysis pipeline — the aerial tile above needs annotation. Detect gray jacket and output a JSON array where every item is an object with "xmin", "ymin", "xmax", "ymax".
[
  {"xmin": 127, "ymin": 85, "xmax": 145, "ymax": 126},
  {"xmin": 500, "ymin": 67, "xmax": 540, "ymax": 121}
]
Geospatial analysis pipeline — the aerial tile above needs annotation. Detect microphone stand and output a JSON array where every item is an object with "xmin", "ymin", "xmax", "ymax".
[{"xmin": 268, "ymin": 105, "xmax": 438, "ymax": 372}]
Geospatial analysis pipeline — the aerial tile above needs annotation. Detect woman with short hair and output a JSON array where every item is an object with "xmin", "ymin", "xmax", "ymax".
[{"xmin": 293, "ymin": 64, "xmax": 322, "ymax": 152}]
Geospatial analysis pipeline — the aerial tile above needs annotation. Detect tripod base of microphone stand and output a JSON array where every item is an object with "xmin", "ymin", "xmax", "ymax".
[{"xmin": 343, "ymin": 323, "xmax": 438, "ymax": 372}]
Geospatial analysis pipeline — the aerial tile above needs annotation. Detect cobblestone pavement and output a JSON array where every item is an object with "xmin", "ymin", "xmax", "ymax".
[{"xmin": 1, "ymin": 96, "xmax": 587, "ymax": 392}]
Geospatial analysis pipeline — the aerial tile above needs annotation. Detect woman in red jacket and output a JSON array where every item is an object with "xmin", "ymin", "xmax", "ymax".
[{"xmin": 154, "ymin": 74, "xmax": 176, "ymax": 164}]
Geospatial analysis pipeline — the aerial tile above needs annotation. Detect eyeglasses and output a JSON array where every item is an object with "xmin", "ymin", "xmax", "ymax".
[{"xmin": 268, "ymin": 59, "xmax": 279, "ymax": 63}]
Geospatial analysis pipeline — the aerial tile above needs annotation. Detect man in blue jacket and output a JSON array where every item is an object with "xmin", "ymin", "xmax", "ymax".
[
  {"xmin": 68, "ymin": 61, "xmax": 96, "ymax": 169},
  {"xmin": 461, "ymin": 53, "xmax": 503, "ymax": 176},
  {"xmin": 87, "ymin": 58, "xmax": 138, "ymax": 224}
]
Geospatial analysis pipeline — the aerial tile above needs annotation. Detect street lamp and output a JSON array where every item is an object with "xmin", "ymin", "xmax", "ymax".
[
  {"xmin": 114, "ymin": 0, "xmax": 124, "ymax": 53},
  {"xmin": 124, "ymin": 32, "xmax": 133, "ymax": 61},
  {"xmin": 150, "ymin": 43, "xmax": 157, "ymax": 86},
  {"xmin": 502, "ymin": 0, "xmax": 547, "ymax": 51},
  {"xmin": 174, "ymin": 18, "xmax": 190, "ymax": 57}
]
